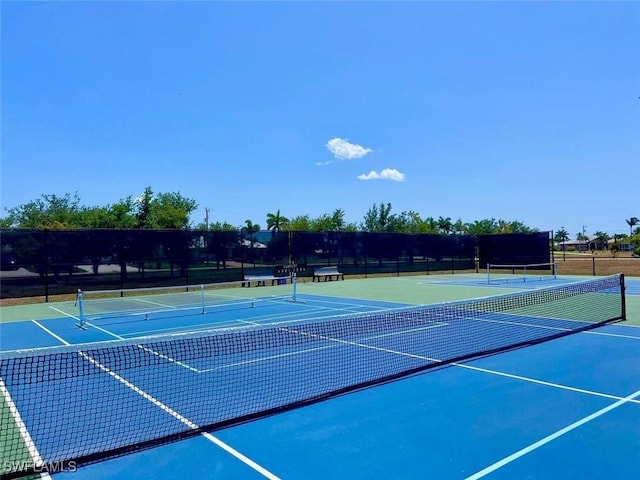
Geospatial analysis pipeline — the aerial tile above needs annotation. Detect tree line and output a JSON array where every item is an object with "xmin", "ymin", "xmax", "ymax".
[
  {"xmin": 2, "ymin": 190, "xmax": 637, "ymax": 241},
  {"xmin": 0, "ymin": 191, "xmax": 538, "ymax": 235},
  {"xmin": 554, "ymin": 218, "xmax": 640, "ymax": 256}
]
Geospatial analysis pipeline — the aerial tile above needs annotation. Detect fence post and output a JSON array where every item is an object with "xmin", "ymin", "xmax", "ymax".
[
  {"xmin": 592, "ymin": 256, "xmax": 596, "ymax": 276},
  {"xmin": 44, "ymin": 229, "xmax": 49, "ymax": 302}
]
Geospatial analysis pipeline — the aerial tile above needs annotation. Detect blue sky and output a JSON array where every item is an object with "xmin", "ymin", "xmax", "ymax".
[{"xmin": 1, "ymin": 1, "xmax": 638, "ymax": 238}]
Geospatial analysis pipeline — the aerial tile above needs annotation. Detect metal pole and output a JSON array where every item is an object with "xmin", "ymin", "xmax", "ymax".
[{"xmin": 621, "ymin": 273, "xmax": 627, "ymax": 321}]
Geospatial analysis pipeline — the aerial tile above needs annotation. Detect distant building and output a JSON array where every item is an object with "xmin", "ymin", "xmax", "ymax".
[
  {"xmin": 557, "ymin": 236, "xmax": 603, "ymax": 252},
  {"xmin": 556, "ymin": 236, "xmax": 632, "ymax": 252}
]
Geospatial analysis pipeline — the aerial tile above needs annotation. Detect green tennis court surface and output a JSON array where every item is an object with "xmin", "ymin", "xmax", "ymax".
[{"xmin": 1, "ymin": 274, "xmax": 639, "ymax": 479}]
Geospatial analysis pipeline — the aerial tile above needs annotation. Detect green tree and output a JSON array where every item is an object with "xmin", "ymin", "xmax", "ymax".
[
  {"xmin": 266, "ymin": 210, "xmax": 289, "ymax": 234},
  {"xmin": 136, "ymin": 187, "xmax": 154, "ymax": 228},
  {"xmin": 626, "ymin": 217, "xmax": 639, "ymax": 236},
  {"xmin": 437, "ymin": 216, "xmax": 452, "ymax": 234},
  {"xmin": 554, "ymin": 227, "xmax": 570, "ymax": 260},
  {"xmin": 362, "ymin": 202, "xmax": 394, "ymax": 232},
  {"xmin": 242, "ymin": 220, "xmax": 261, "ymax": 266},
  {"xmin": 465, "ymin": 219, "xmax": 498, "ymax": 235},
  {"xmin": 78, "ymin": 198, "xmax": 137, "ymax": 228},
  {"xmin": 576, "ymin": 231, "xmax": 589, "ymax": 252},
  {"xmin": 554, "ymin": 228, "xmax": 570, "ymax": 243},
  {"xmin": 4, "ymin": 193, "xmax": 82, "ymax": 228},
  {"xmin": 391, "ymin": 211, "xmax": 431, "ymax": 234},
  {"xmin": 195, "ymin": 220, "xmax": 236, "ymax": 231},
  {"xmin": 287, "ymin": 215, "xmax": 312, "ymax": 231},
  {"xmin": 310, "ymin": 214, "xmax": 334, "ymax": 232},
  {"xmin": 330, "ymin": 209, "xmax": 346, "ymax": 231},
  {"xmin": 507, "ymin": 221, "xmax": 538, "ymax": 234},
  {"xmin": 594, "ymin": 231, "xmax": 610, "ymax": 250},
  {"xmin": 453, "ymin": 218, "xmax": 466, "ymax": 235},
  {"xmin": 134, "ymin": 188, "xmax": 197, "ymax": 229},
  {"xmin": 424, "ymin": 216, "xmax": 438, "ymax": 233},
  {"xmin": 243, "ymin": 220, "xmax": 260, "ymax": 237},
  {"xmin": 149, "ymin": 192, "xmax": 198, "ymax": 229}
]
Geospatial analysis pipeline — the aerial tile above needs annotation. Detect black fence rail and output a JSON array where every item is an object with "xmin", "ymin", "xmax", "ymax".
[{"xmin": 0, "ymin": 229, "xmax": 551, "ymax": 300}]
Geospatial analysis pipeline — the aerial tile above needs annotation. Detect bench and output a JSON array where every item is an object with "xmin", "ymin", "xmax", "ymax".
[
  {"xmin": 242, "ymin": 269, "xmax": 288, "ymax": 287},
  {"xmin": 312, "ymin": 266, "xmax": 344, "ymax": 282}
]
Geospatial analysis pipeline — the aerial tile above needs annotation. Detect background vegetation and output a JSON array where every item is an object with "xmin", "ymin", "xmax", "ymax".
[{"xmin": 1, "ymin": 190, "xmax": 638, "ymax": 255}]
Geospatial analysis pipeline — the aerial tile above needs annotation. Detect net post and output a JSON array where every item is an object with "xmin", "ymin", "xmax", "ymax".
[
  {"xmin": 292, "ymin": 273, "xmax": 297, "ymax": 302},
  {"xmin": 621, "ymin": 273, "xmax": 627, "ymax": 321},
  {"xmin": 77, "ymin": 289, "xmax": 85, "ymax": 327},
  {"xmin": 200, "ymin": 285, "xmax": 205, "ymax": 314}
]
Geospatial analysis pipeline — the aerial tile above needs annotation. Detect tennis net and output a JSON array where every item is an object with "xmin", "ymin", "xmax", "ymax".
[
  {"xmin": 76, "ymin": 280, "xmax": 296, "ymax": 327},
  {"xmin": 0, "ymin": 274, "xmax": 626, "ymax": 479},
  {"xmin": 487, "ymin": 262, "xmax": 558, "ymax": 284}
]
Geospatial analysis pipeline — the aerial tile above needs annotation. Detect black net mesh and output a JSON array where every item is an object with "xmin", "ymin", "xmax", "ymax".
[{"xmin": 0, "ymin": 274, "xmax": 625, "ymax": 479}]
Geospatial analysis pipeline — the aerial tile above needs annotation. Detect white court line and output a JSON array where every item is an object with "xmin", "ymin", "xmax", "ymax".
[
  {"xmin": 586, "ymin": 330, "xmax": 640, "ymax": 340},
  {"xmin": 29, "ymin": 320, "xmax": 280, "ymax": 479},
  {"xmin": 218, "ymin": 317, "xmax": 640, "ymax": 407},
  {"xmin": 255, "ymin": 319, "xmax": 640, "ymax": 478},
  {"xmin": 365, "ymin": 322, "xmax": 448, "ymax": 340},
  {"xmin": 47, "ymin": 302, "xmax": 207, "ymax": 368},
  {"xmin": 32, "ymin": 320, "xmax": 69, "ymax": 346},
  {"xmin": 199, "ymin": 344, "xmax": 336, "ymax": 372},
  {"xmin": 465, "ymin": 387, "xmax": 640, "ymax": 480},
  {"xmin": 48, "ymin": 305, "xmax": 80, "ymax": 321},
  {"xmin": 470, "ymin": 315, "xmax": 577, "ymax": 333},
  {"xmin": 85, "ymin": 322, "xmax": 202, "ymax": 373},
  {"xmin": 196, "ymin": 320, "xmax": 449, "ymax": 373},
  {"xmin": 456, "ymin": 363, "xmax": 640, "ymax": 405},
  {"xmin": 0, "ymin": 378, "xmax": 51, "ymax": 479},
  {"xmin": 132, "ymin": 298, "xmax": 179, "ymax": 308},
  {"xmin": 122, "ymin": 301, "xmax": 376, "ymax": 338},
  {"xmin": 199, "ymin": 322, "xmax": 448, "ymax": 372}
]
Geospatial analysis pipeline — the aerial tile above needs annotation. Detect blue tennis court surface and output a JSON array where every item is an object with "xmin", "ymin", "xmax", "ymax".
[{"xmin": 1, "ymin": 276, "xmax": 639, "ymax": 479}]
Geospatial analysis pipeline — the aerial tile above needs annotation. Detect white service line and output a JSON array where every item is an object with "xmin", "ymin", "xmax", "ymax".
[
  {"xmin": 29, "ymin": 320, "xmax": 280, "ymax": 479},
  {"xmin": 465, "ymin": 387, "xmax": 640, "ymax": 480},
  {"xmin": 456, "ymin": 363, "xmax": 640, "ymax": 405}
]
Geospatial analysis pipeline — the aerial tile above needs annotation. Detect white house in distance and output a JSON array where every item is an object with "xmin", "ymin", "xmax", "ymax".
[{"xmin": 556, "ymin": 236, "xmax": 632, "ymax": 252}]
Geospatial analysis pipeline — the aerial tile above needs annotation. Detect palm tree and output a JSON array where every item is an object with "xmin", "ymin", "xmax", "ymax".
[
  {"xmin": 576, "ymin": 232, "xmax": 589, "ymax": 252},
  {"xmin": 242, "ymin": 220, "xmax": 260, "ymax": 266},
  {"xmin": 266, "ymin": 210, "xmax": 288, "ymax": 235},
  {"xmin": 437, "ymin": 216, "xmax": 452, "ymax": 234},
  {"xmin": 594, "ymin": 231, "xmax": 610, "ymax": 251},
  {"xmin": 554, "ymin": 227, "xmax": 570, "ymax": 260},
  {"xmin": 243, "ymin": 219, "xmax": 260, "ymax": 244},
  {"xmin": 626, "ymin": 217, "xmax": 639, "ymax": 236}
]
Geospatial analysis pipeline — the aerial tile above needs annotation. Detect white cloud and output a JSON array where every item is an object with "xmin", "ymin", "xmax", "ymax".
[
  {"xmin": 326, "ymin": 138, "xmax": 373, "ymax": 160},
  {"xmin": 315, "ymin": 160, "xmax": 335, "ymax": 166},
  {"xmin": 357, "ymin": 168, "xmax": 406, "ymax": 182}
]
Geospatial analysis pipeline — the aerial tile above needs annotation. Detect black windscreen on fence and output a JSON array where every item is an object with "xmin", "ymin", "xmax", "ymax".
[
  {"xmin": 476, "ymin": 232, "xmax": 551, "ymax": 268},
  {"xmin": 0, "ymin": 229, "xmax": 550, "ymax": 300}
]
